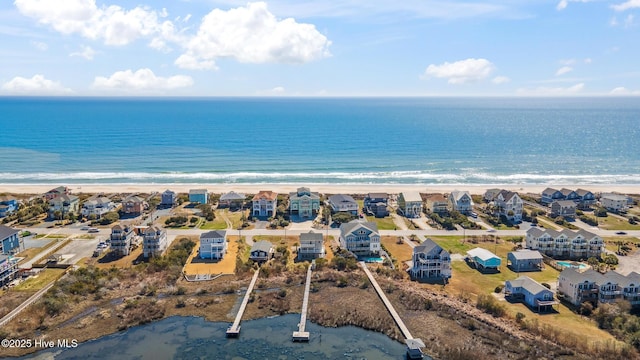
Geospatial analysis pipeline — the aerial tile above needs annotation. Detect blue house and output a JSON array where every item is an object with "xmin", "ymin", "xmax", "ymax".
[
  {"xmin": 466, "ymin": 247, "xmax": 501, "ymax": 271},
  {"xmin": 189, "ymin": 189, "xmax": 208, "ymax": 204},
  {"xmin": 0, "ymin": 225, "xmax": 22, "ymax": 255},
  {"xmin": 0, "ymin": 197, "xmax": 18, "ymax": 218},
  {"xmin": 505, "ymin": 276, "xmax": 557, "ymax": 312}
]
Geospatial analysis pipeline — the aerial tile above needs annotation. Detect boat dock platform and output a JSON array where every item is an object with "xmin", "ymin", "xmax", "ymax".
[
  {"xmin": 292, "ymin": 260, "xmax": 314, "ymax": 341},
  {"xmin": 226, "ymin": 268, "xmax": 260, "ymax": 337},
  {"xmin": 359, "ymin": 261, "xmax": 426, "ymax": 359}
]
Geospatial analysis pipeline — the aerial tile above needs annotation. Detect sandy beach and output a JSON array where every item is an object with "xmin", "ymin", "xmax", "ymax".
[{"xmin": 1, "ymin": 183, "xmax": 639, "ymax": 195}]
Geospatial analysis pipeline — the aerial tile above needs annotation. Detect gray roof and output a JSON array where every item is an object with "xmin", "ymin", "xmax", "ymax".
[
  {"xmin": 601, "ymin": 193, "xmax": 629, "ymax": 201},
  {"xmin": 290, "ymin": 189, "xmax": 319, "ymax": 200},
  {"xmin": 300, "ymin": 231, "xmax": 323, "ymax": 242},
  {"xmin": 497, "ymin": 190, "xmax": 519, "ymax": 203},
  {"xmin": 366, "ymin": 192, "xmax": 388, "ymax": 199},
  {"xmin": 526, "ymin": 227, "xmax": 599, "ymax": 241},
  {"xmin": 467, "ymin": 247, "xmax": 499, "ymax": 262},
  {"xmin": 507, "ymin": 276, "xmax": 552, "ymax": 296},
  {"xmin": 508, "ymin": 249, "xmax": 542, "ymax": 261},
  {"xmin": 251, "ymin": 240, "xmax": 273, "ymax": 253},
  {"xmin": 329, "ymin": 194, "xmax": 356, "ymax": 204},
  {"xmin": 340, "ymin": 220, "xmax": 379, "ymax": 236},
  {"xmin": 414, "ymin": 238, "xmax": 448, "ymax": 257},
  {"xmin": 542, "ymin": 187, "xmax": 560, "ymax": 196},
  {"xmin": 401, "ymin": 191, "xmax": 422, "ymax": 202},
  {"xmin": 83, "ymin": 196, "xmax": 111, "ymax": 206},
  {"xmin": 201, "ymin": 230, "xmax": 226, "ymax": 239},
  {"xmin": 450, "ymin": 190, "xmax": 471, "ymax": 202},
  {"xmin": 560, "ymin": 188, "xmax": 577, "ymax": 196},
  {"xmin": 552, "ymin": 200, "xmax": 577, "ymax": 207},
  {"xmin": 575, "ymin": 188, "xmax": 593, "ymax": 196},
  {"xmin": 163, "ymin": 189, "xmax": 175, "ymax": 195},
  {"xmin": 189, "ymin": 189, "xmax": 208, "ymax": 194},
  {"xmin": 560, "ymin": 268, "xmax": 604, "ymax": 284},
  {"xmin": 220, "ymin": 191, "xmax": 245, "ymax": 201},
  {"xmin": 50, "ymin": 194, "xmax": 79, "ymax": 203},
  {"xmin": 0, "ymin": 225, "xmax": 19, "ymax": 240},
  {"xmin": 144, "ymin": 226, "xmax": 165, "ymax": 234}
]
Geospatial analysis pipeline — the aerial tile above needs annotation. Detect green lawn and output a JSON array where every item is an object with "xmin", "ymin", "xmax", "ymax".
[
  {"xmin": 34, "ymin": 234, "xmax": 67, "ymax": 239},
  {"xmin": 13, "ymin": 269, "xmax": 66, "ymax": 291},
  {"xmin": 200, "ymin": 218, "xmax": 227, "ymax": 230},
  {"xmin": 603, "ymin": 236, "xmax": 640, "ymax": 252},
  {"xmin": 595, "ymin": 214, "xmax": 640, "ymax": 230},
  {"xmin": 365, "ymin": 215, "xmax": 397, "ymax": 230}
]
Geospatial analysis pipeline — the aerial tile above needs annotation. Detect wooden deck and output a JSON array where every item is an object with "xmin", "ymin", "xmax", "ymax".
[
  {"xmin": 226, "ymin": 268, "xmax": 260, "ymax": 337},
  {"xmin": 292, "ymin": 260, "xmax": 314, "ymax": 341},
  {"xmin": 359, "ymin": 261, "xmax": 426, "ymax": 359}
]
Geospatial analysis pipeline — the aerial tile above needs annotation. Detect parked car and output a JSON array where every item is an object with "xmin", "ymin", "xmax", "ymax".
[{"xmin": 88, "ymin": 228, "xmax": 99, "ymax": 233}]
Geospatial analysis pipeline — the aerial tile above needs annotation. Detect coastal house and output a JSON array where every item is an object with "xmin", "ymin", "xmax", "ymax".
[
  {"xmin": 328, "ymin": 194, "xmax": 358, "ymax": 215},
  {"xmin": 219, "ymin": 191, "xmax": 245, "ymax": 210},
  {"xmin": 250, "ymin": 240, "xmax": 274, "ymax": 262},
  {"xmin": 507, "ymin": 250, "xmax": 543, "ymax": 272},
  {"xmin": 44, "ymin": 186, "xmax": 69, "ymax": 201},
  {"xmin": 289, "ymin": 187, "xmax": 320, "ymax": 218},
  {"xmin": 142, "ymin": 226, "xmax": 168, "ymax": 258},
  {"xmin": 122, "ymin": 195, "xmax": 147, "ymax": 215},
  {"xmin": 525, "ymin": 228, "xmax": 604, "ymax": 260},
  {"xmin": 409, "ymin": 238, "xmax": 451, "ymax": 280},
  {"xmin": 0, "ymin": 225, "xmax": 22, "ymax": 255},
  {"xmin": 448, "ymin": 190, "xmax": 474, "ymax": 214},
  {"xmin": 491, "ymin": 190, "xmax": 523, "ymax": 222},
  {"xmin": 252, "ymin": 191, "xmax": 278, "ymax": 217},
  {"xmin": 297, "ymin": 231, "xmax": 325, "ymax": 260},
  {"xmin": 541, "ymin": 188, "xmax": 564, "ymax": 205},
  {"xmin": 575, "ymin": 189, "xmax": 596, "ymax": 209},
  {"xmin": 505, "ymin": 276, "xmax": 557, "ymax": 312},
  {"xmin": 560, "ymin": 188, "xmax": 579, "ymax": 202},
  {"xmin": 160, "ymin": 190, "xmax": 176, "ymax": 208},
  {"xmin": 558, "ymin": 268, "xmax": 603, "ymax": 307},
  {"xmin": 189, "ymin": 189, "xmax": 208, "ymax": 205},
  {"xmin": 81, "ymin": 196, "xmax": 115, "ymax": 219},
  {"xmin": 199, "ymin": 230, "xmax": 227, "ymax": 260},
  {"xmin": 483, "ymin": 188, "xmax": 502, "ymax": 202},
  {"xmin": 363, "ymin": 192, "xmax": 389, "ymax": 217},
  {"xmin": 550, "ymin": 200, "xmax": 576, "ymax": 219},
  {"xmin": 339, "ymin": 220, "xmax": 381, "ymax": 258},
  {"xmin": 558, "ymin": 269, "xmax": 640, "ymax": 307},
  {"xmin": 397, "ymin": 192, "xmax": 423, "ymax": 218},
  {"xmin": 600, "ymin": 193, "xmax": 629, "ymax": 213},
  {"xmin": 0, "ymin": 254, "xmax": 19, "ymax": 286},
  {"xmin": 110, "ymin": 224, "xmax": 135, "ymax": 257},
  {"xmin": 48, "ymin": 194, "xmax": 79, "ymax": 218},
  {"xmin": 466, "ymin": 247, "xmax": 501, "ymax": 272},
  {"xmin": 424, "ymin": 194, "xmax": 448, "ymax": 214},
  {"xmin": 0, "ymin": 196, "xmax": 18, "ymax": 218}
]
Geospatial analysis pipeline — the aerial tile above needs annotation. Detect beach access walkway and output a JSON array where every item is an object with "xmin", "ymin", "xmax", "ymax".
[
  {"xmin": 293, "ymin": 260, "xmax": 314, "ymax": 341},
  {"xmin": 359, "ymin": 261, "xmax": 425, "ymax": 358},
  {"xmin": 226, "ymin": 267, "xmax": 260, "ymax": 337}
]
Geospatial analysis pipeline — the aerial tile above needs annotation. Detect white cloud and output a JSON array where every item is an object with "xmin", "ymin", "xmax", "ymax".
[
  {"xmin": 422, "ymin": 58, "xmax": 495, "ymax": 84},
  {"xmin": 584, "ymin": 58, "xmax": 592, "ymax": 64},
  {"xmin": 610, "ymin": 16, "xmax": 619, "ymax": 26},
  {"xmin": 30, "ymin": 40, "xmax": 47, "ymax": 51},
  {"xmin": 611, "ymin": 0, "xmax": 640, "ymax": 11},
  {"xmin": 492, "ymin": 76, "xmax": 510, "ymax": 84},
  {"xmin": 270, "ymin": 86, "xmax": 285, "ymax": 93},
  {"xmin": 555, "ymin": 66, "xmax": 573, "ymax": 76},
  {"xmin": 610, "ymin": 87, "xmax": 640, "ymax": 95},
  {"xmin": 92, "ymin": 68, "xmax": 193, "ymax": 91},
  {"xmin": 69, "ymin": 45, "xmax": 96, "ymax": 60},
  {"xmin": 625, "ymin": 14, "xmax": 635, "ymax": 27},
  {"xmin": 175, "ymin": 2, "xmax": 331, "ymax": 70},
  {"xmin": 1, "ymin": 74, "xmax": 72, "ymax": 94},
  {"xmin": 14, "ymin": 0, "xmax": 176, "ymax": 46},
  {"xmin": 516, "ymin": 83, "xmax": 585, "ymax": 96},
  {"xmin": 556, "ymin": 0, "xmax": 593, "ymax": 11}
]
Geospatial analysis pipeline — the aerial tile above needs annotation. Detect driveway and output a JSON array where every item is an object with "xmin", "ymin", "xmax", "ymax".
[{"xmin": 615, "ymin": 248, "xmax": 640, "ymax": 275}]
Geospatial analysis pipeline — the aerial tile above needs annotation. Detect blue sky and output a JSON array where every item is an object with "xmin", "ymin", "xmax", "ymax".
[{"xmin": 1, "ymin": 0, "xmax": 639, "ymax": 96}]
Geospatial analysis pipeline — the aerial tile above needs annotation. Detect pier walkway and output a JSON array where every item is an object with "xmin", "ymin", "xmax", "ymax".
[
  {"xmin": 359, "ymin": 262, "xmax": 426, "ymax": 359},
  {"xmin": 293, "ymin": 260, "xmax": 314, "ymax": 341},
  {"xmin": 226, "ymin": 268, "xmax": 260, "ymax": 337}
]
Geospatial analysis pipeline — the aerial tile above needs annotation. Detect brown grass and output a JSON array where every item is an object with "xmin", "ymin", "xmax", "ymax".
[
  {"xmin": 183, "ymin": 236, "xmax": 238, "ymax": 275},
  {"xmin": 381, "ymin": 236, "xmax": 413, "ymax": 263}
]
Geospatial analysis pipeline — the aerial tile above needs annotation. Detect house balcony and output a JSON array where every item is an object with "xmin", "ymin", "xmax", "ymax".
[
  {"xmin": 579, "ymin": 288, "xmax": 599, "ymax": 296},
  {"xmin": 600, "ymin": 290, "xmax": 622, "ymax": 296}
]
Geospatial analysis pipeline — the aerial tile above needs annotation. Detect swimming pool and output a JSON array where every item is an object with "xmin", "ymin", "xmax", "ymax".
[{"xmin": 556, "ymin": 261, "xmax": 588, "ymax": 269}]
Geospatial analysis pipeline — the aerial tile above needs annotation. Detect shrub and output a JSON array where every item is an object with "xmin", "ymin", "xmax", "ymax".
[
  {"xmin": 476, "ymin": 294, "xmax": 506, "ymax": 317},
  {"xmin": 515, "ymin": 312, "xmax": 526, "ymax": 323},
  {"xmin": 494, "ymin": 285, "xmax": 504, "ymax": 293}
]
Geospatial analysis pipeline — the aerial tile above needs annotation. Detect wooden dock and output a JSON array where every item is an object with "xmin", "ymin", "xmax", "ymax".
[
  {"xmin": 226, "ymin": 268, "xmax": 260, "ymax": 337},
  {"xmin": 292, "ymin": 260, "xmax": 314, "ymax": 341},
  {"xmin": 359, "ymin": 262, "xmax": 426, "ymax": 359}
]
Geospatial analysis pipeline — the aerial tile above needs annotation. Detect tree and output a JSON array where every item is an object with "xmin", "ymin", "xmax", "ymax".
[
  {"xmin": 594, "ymin": 206, "xmax": 608, "ymax": 217},
  {"xmin": 587, "ymin": 257, "xmax": 600, "ymax": 268}
]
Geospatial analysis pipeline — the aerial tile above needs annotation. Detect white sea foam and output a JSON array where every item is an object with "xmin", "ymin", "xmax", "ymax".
[{"xmin": 1, "ymin": 171, "xmax": 640, "ymax": 184}]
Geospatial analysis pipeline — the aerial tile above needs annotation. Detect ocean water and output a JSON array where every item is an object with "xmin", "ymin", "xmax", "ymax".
[
  {"xmin": 19, "ymin": 315, "xmax": 410, "ymax": 359},
  {"xmin": 1, "ymin": 97, "xmax": 639, "ymax": 185}
]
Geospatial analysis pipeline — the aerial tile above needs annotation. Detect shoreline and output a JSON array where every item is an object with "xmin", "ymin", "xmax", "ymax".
[{"xmin": 1, "ymin": 183, "xmax": 639, "ymax": 195}]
